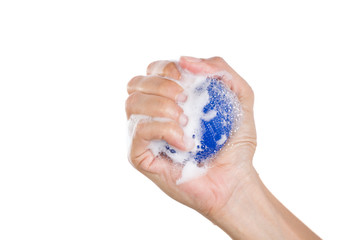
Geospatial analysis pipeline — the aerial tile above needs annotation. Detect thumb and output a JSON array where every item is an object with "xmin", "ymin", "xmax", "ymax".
[{"xmin": 179, "ymin": 56, "xmax": 254, "ymax": 109}]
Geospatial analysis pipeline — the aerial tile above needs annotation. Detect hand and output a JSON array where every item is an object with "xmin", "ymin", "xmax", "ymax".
[
  {"xmin": 126, "ymin": 56, "xmax": 257, "ymax": 218},
  {"xmin": 126, "ymin": 56, "xmax": 320, "ymax": 240}
]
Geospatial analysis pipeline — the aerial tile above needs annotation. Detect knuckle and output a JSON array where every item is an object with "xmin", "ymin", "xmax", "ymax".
[
  {"xmin": 163, "ymin": 62, "xmax": 181, "ymax": 79},
  {"xmin": 146, "ymin": 61, "xmax": 157, "ymax": 75},
  {"xmin": 127, "ymin": 75, "xmax": 142, "ymax": 93},
  {"xmin": 211, "ymin": 56, "xmax": 225, "ymax": 63},
  {"xmin": 125, "ymin": 92, "xmax": 139, "ymax": 115},
  {"xmin": 163, "ymin": 62, "xmax": 174, "ymax": 72},
  {"xmin": 125, "ymin": 97, "xmax": 131, "ymax": 114}
]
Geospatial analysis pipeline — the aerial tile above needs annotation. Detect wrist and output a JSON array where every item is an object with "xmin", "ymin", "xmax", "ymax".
[
  {"xmin": 208, "ymin": 166, "xmax": 265, "ymax": 239},
  {"xmin": 208, "ymin": 166, "xmax": 292, "ymax": 240}
]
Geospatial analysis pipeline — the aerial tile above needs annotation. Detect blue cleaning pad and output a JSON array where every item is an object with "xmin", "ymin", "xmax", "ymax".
[
  {"xmin": 164, "ymin": 77, "xmax": 237, "ymax": 163},
  {"xmin": 194, "ymin": 78, "xmax": 235, "ymax": 162}
]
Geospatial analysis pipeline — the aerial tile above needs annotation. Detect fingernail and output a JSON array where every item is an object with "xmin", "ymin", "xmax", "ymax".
[
  {"xmin": 176, "ymin": 92, "xmax": 187, "ymax": 102},
  {"xmin": 179, "ymin": 114, "xmax": 188, "ymax": 126},
  {"xmin": 183, "ymin": 135, "xmax": 195, "ymax": 150},
  {"xmin": 182, "ymin": 56, "xmax": 202, "ymax": 63}
]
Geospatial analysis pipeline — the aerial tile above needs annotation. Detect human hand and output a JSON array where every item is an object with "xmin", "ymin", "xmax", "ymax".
[
  {"xmin": 126, "ymin": 56, "xmax": 257, "ymax": 218},
  {"xmin": 126, "ymin": 56, "xmax": 321, "ymax": 240}
]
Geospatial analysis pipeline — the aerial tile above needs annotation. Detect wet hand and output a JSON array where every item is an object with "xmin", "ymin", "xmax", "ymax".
[{"xmin": 125, "ymin": 56, "xmax": 257, "ymax": 218}]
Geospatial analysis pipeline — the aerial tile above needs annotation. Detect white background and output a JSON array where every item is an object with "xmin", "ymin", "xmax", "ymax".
[{"xmin": 0, "ymin": 0, "xmax": 359, "ymax": 239}]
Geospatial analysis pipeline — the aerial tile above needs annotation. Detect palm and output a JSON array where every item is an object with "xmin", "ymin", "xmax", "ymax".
[{"xmin": 144, "ymin": 116, "xmax": 256, "ymax": 217}]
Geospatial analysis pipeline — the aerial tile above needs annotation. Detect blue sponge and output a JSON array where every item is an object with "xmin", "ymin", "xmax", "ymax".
[
  {"xmin": 194, "ymin": 78, "xmax": 235, "ymax": 162},
  {"xmin": 165, "ymin": 77, "xmax": 237, "ymax": 163}
]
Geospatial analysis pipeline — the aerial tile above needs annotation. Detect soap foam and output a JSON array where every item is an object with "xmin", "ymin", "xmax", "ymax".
[
  {"xmin": 128, "ymin": 66, "xmax": 242, "ymax": 184},
  {"xmin": 216, "ymin": 134, "xmax": 227, "ymax": 146},
  {"xmin": 176, "ymin": 160, "xmax": 207, "ymax": 185}
]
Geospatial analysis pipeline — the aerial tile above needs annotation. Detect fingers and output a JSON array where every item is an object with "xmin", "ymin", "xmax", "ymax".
[
  {"xmin": 130, "ymin": 119, "xmax": 194, "ymax": 166},
  {"xmin": 127, "ymin": 62, "xmax": 190, "ymax": 173},
  {"xmin": 147, "ymin": 61, "xmax": 181, "ymax": 80},
  {"xmin": 127, "ymin": 75, "xmax": 187, "ymax": 103},
  {"xmin": 179, "ymin": 56, "xmax": 254, "ymax": 108},
  {"xmin": 125, "ymin": 92, "xmax": 188, "ymax": 126}
]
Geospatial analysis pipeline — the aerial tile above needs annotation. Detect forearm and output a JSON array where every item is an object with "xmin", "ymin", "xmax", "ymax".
[{"xmin": 209, "ymin": 166, "xmax": 321, "ymax": 240}]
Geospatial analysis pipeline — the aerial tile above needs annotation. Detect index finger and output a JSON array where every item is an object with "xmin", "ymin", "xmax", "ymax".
[{"xmin": 147, "ymin": 61, "xmax": 181, "ymax": 80}]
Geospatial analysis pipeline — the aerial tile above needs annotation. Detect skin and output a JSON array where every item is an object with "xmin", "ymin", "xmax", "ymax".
[{"xmin": 125, "ymin": 56, "xmax": 321, "ymax": 240}]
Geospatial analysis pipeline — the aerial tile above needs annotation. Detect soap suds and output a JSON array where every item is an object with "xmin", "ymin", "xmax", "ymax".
[
  {"xmin": 216, "ymin": 134, "xmax": 227, "ymax": 146},
  {"xmin": 201, "ymin": 109, "xmax": 217, "ymax": 121},
  {"xmin": 176, "ymin": 161, "xmax": 207, "ymax": 185}
]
